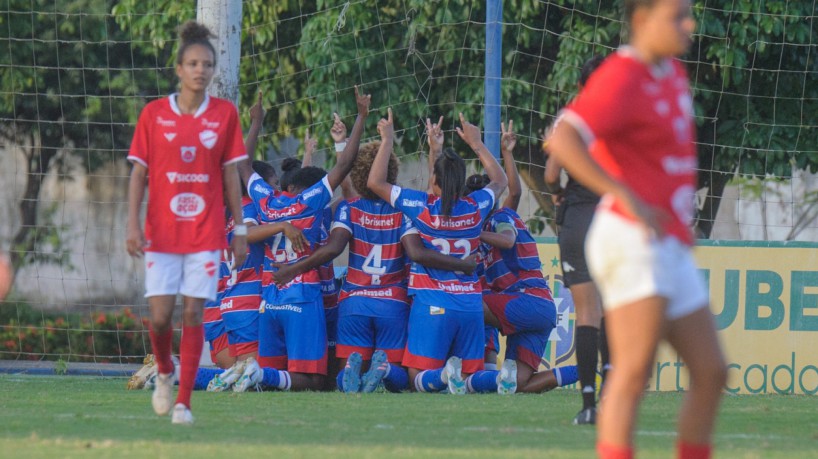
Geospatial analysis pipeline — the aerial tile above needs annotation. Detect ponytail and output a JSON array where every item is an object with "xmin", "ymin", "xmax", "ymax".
[{"xmin": 433, "ymin": 148, "xmax": 466, "ymax": 216}]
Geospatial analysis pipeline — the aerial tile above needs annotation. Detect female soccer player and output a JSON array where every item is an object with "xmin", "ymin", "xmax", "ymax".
[
  {"xmin": 547, "ymin": 1, "xmax": 727, "ymax": 457},
  {"xmin": 368, "ymin": 109, "xmax": 507, "ymax": 394},
  {"xmin": 545, "ymin": 55, "xmax": 610, "ymax": 425},
  {"xmin": 126, "ymin": 21, "xmax": 248, "ymax": 425},
  {"xmin": 232, "ymin": 86, "xmax": 371, "ymax": 393}
]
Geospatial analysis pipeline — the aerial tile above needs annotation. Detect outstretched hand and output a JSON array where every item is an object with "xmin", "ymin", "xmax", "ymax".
[
  {"xmin": 354, "ymin": 85, "xmax": 371, "ymax": 116},
  {"xmin": 331, "ymin": 113, "xmax": 347, "ymax": 144},
  {"xmin": 249, "ymin": 90, "xmax": 265, "ymax": 124},
  {"xmin": 455, "ymin": 112, "xmax": 482, "ymax": 147},
  {"xmin": 304, "ymin": 129, "xmax": 317, "ymax": 158},
  {"xmin": 425, "ymin": 116, "xmax": 444, "ymax": 151},
  {"xmin": 377, "ymin": 107, "xmax": 394, "ymax": 140},
  {"xmin": 501, "ymin": 120, "xmax": 517, "ymax": 152}
]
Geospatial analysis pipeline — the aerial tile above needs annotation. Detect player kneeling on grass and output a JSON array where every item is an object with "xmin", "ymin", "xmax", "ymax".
[
  {"xmin": 271, "ymin": 139, "xmax": 475, "ymax": 393},
  {"xmin": 461, "ymin": 121, "xmax": 577, "ymax": 394},
  {"xmin": 547, "ymin": 0, "xmax": 727, "ymax": 457},
  {"xmin": 368, "ymin": 110, "xmax": 507, "ymax": 394},
  {"xmin": 125, "ymin": 20, "xmax": 248, "ymax": 425},
  {"xmin": 231, "ymin": 86, "xmax": 371, "ymax": 392}
]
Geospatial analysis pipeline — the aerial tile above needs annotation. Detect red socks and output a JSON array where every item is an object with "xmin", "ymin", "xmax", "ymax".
[
  {"xmin": 149, "ymin": 325, "xmax": 174, "ymax": 375},
  {"xmin": 677, "ymin": 442, "xmax": 712, "ymax": 459},
  {"xmin": 597, "ymin": 443, "xmax": 634, "ymax": 459},
  {"xmin": 175, "ymin": 325, "xmax": 204, "ymax": 409}
]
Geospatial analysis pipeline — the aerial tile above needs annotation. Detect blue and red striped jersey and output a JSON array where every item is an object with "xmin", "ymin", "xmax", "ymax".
[
  {"xmin": 390, "ymin": 186, "xmax": 495, "ymax": 312},
  {"xmin": 332, "ymin": 197, "xmax": 416, "ymax": 309},
  {"xmin": 247, "ymin": 172, "xmax": 333, "ymax": 305},
  {"xmin": 482, "ymin": 207, "xmax": 550, "ymax": 293}
]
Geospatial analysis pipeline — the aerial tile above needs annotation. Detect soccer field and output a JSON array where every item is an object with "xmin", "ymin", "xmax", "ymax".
[{"xmin": 0, "ymin": 375, "xmax": 815, "ymax": 458}]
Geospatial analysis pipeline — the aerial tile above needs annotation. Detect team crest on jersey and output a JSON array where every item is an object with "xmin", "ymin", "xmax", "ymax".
[
  {"xmin": 204, "ymin": 261, "xmax": 217, "ymax": 277},
  {"xmin": 541, "ymin": 274, "xmax": 575, "ymax": 370},
  {"xmin": 199, "ymin": 130, "xmax": 218, "ymax": 149},
  {"xmin": 180, "ymin": 146, "xmax": 196, "ymax": 163}
]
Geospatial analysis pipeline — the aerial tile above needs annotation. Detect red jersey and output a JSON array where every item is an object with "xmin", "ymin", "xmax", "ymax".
[
  {"xmin": 562, "ymin": 48, "xmax": 697, "ymax": 244},
  {"xmin": 128, "ymin": 94, "xmax": 247, "ymax": 253}
]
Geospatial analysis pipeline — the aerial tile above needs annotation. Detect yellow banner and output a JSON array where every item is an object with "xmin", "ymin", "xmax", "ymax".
[{"xmin": 535, "ymin": 241, "xmax": 818, "ymax": 395}]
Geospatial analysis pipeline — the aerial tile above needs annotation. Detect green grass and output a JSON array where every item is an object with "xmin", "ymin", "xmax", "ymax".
[{"xmin": 0, "ymin": 375, "xmax": 816, "ymax": 458}]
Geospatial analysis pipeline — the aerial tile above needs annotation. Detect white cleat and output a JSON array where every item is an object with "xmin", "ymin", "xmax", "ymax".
[
  {"xmin": 445, "ymin": 356, "xmax": 466, "ymax": 395},
  {"xmin": 233, "ymin": 357, "xmax": 263, "ymax": 392},
  {"xmin": 497, "ymin": 359, "xmax": 518, "ymax": 395},
  {"xmin": 171, "ymin": 403, "xmax": 194, "ymax": 425},
  {"xmin": 207, "ymin": 360, "xmax": 246, "ymax": 392},
  {"xmin": 127, "ymin": 354, "xmax": 156, "ymax": 390},
  {"xmin": 152, "ymin": 370, "xmax": 175, "ymax": 416}
]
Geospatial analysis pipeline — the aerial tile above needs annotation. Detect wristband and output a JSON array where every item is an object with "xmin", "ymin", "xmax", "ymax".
[
  {"xmin": 234, "ymin": 224, "xmax": 248, "ymax": 237},
  {"xmin": 334, "ymin": 141, "xmax": 347, "ymax": 153}
]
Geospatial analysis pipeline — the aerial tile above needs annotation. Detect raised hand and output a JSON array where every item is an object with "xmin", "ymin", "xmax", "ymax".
[
  {"xmin": 501, "ymin": 120, "xmax": 517, "ymax": 152},
  {"xmin": 425, "ymin": 116, "xmax": 444, "ymax": 152},
  {"xmin": 331, "ymin": 113, "xmax": 347, "ymax": 143},
  {"xmin": 304, "ymin": 129, "xmax": 317, "ymax": 159},
  {"xmin": 354, "ymin": 85, "xmax": 371, "ymax": 116},
  {"xmin": 455, "ymin": 112, "xmax": 483, "ymax": 148},
  {"xmin": 249, "ymin": 90, "xmax": 265, "ymax": 125},
  {"xmin": 377, "ymin": 107, "xmax": 394, "ymax": 140}
]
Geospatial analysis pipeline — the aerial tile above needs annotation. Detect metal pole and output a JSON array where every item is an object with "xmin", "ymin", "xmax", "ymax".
[
  {"xmin": 197, "ymin": 0, "xmax": 243, "ymax": 105},
  {"xmin": 484, "ymin": 0, "xmax": 502, "ymax": 158}
]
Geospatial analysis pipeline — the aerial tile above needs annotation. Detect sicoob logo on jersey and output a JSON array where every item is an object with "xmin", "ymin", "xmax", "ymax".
[
  {"xmin": 541, "ymin": 274, "xmax": 575, "ymax": 369},
  {"xmin": 180, "ymin": 146, "xmax": 196, "ymax": 163}
]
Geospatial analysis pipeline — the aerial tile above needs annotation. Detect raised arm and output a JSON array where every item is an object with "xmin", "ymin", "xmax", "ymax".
[
  {"xmin": 402, "ymin": 234, "xmax": 477, "ymax": 275},
  {"xmin": 126, "ymin": 162, "xmax": 148, "ymax": 258},
  {"xmin": 367, "ymin": 108, "xmax": 395, "ymax": 202},
  {"xmin": 426, "ymin": 116, "xmax": 444, "ymax": 193},
  {"xmin": 500, "ymin": 120, "xmax": 521, "ymax": 211},
  {"xmin": 455, "ymin": 113, "xmax": 508, "ymax": 198},
  {"xmin": 326, "ymin": 86, "xmax": 371, "ymax": 190},
  {"xmin": 223, "ymin": 163, "xmax": 248, "ymax": 268},
  {"xmin": 269, "ymin": 228, "xmax": 351, "ymax": 287},
  {"xmin": 330, "ymin": 113, "xmax": 357, "ymax": 200},
  {"xmin": 238, "ymin": 91, "xmax": 265, "ymax": 187},
  {"xmin": 301, "ymin": 128, "xmax": 317, "ymax": 167}
]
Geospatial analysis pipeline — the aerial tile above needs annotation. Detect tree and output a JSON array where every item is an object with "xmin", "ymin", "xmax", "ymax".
[{"xmin": 0, "ymin": 0, "xmax": 149, "ymax": 269}]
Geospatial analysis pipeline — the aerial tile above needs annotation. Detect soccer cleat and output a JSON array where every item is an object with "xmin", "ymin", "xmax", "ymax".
[
  {"xmin": 171, "ymin": 403, "xmax": 194, "ymax": 425},
  {"xmin": 342, "ymin": 352, "xmax": 363, "ymax": 393},
  {"xmin": 127, "ymin": 354, "xmax": 156, "ymax": 390},
  {"xmin": 144, "ymin": 355, "xmax": 179, "ymax": 390},
  {"xmin": 497, "ymin": 359, "xmax": 518, "ymax": 395},
  {"xmin": 233, "ymin": 357, "xmax": 263, "ymax": 392},
  {"xmin": 152, "ymin": 370, "xmax": 175, "ymax": 416},
  {"xmin": 360, "ymin": 350, "xmax": 389, "ymax": 393},
  {"xmin": 207, "ymin": 360, "xmax": 246, "ymax": 392},
  {"xmin": 573, "ymin": 407, "xmax": 596, "ymax": 425},
  {"xmin": 445, "ymin": 356, "xmax": 466, "ymax": 395}
]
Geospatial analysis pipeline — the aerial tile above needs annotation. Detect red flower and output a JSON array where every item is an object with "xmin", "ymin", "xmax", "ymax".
[{"xmin": 96, "ymin": 314, "xmax": 107, "ymax": 325}]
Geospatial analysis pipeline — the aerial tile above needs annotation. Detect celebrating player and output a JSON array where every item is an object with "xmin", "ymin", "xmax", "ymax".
[
  {"xmin": 368, "ymin": 110, "xmax": 507, "ymax": 394},
  {"xmin": 463, "ymin": 121, "xmax": 577, "ymax": 395},
  {"xmin": 125, "ymin": 21, "xmax": 248, "ymax": 425},
  {"xmin": 231, "ymin": 86, "xmax": 371, "ymax": 393},
  {"xmin": 547, "ymin": 0, "xmax": 727, "ymax": 457},
  {"xmin": 545, "ymin": 55, "xmax": 610, "ymax": 425}
]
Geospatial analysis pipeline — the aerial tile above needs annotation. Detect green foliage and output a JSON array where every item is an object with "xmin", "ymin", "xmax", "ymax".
[{"xmin": 0, "ymin": 306, "xmax": 156, "ymax": 363}]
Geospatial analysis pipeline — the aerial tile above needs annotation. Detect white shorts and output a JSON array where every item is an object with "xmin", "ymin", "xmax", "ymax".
[
  {"xmin": 585, "ymin": 209, "xmax": 708, "ymax": 320},
  {"xmin": 144, "ymin": 250, "xmax": 221, "ymax": 301}
]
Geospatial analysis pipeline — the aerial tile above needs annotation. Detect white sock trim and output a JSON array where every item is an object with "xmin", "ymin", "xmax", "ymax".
[
  {"xmin": 414, "ymin": 371, "xmax": 427, "ymax": 392},
  {"xmin": 553, "ymin": 368, "xmax": 563, "ymax": 386}
]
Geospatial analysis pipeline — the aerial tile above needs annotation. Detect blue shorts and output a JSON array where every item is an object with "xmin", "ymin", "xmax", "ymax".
[
  {"xmin": 325, "ymin": 305, "xmax": 338, "ymax": 350},
  {"xmin": 336, "ymin": 297, "xmax": 408, "ymax": 362},
  {"xmin": 225, "ymin": 315, "xmax": 259, "ymax": 357},
  {"xmin": 484, "ymin": 289, "xmax": 556, "ymax": 370},
  {"xmin": 257, "ymin": 299, "xmax": 327, "ymax": 375},
  {"xmin": 402, "ymin": 302, "xmax": 484, "ymax": 374}
]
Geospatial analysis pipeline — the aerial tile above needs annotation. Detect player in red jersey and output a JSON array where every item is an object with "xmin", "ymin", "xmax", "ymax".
[
  {"xmin": 126, "ymin": 21, "xmax": 248, "ymax": 425},
  {"xmin": 547, "ymin": 1, "xmax": 727, "ymax": 458}
]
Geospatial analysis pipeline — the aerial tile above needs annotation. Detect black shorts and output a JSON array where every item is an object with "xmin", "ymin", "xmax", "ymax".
[{"xmin": 556, "ymin": 202, "xmax": 596, "ymax": 288}]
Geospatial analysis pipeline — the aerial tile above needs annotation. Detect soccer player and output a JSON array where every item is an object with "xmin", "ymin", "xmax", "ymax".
[
  {"xmin": 545, "ymin": 55, "xmax": 610, "ymax": 424},
  {"xmin": 547, "ymin": 0, "xmax": 727, "ymax": 457},
  {"xmin": 367, "ymin": 110, "xmax": 507, "ymax": 394},
  {"xmin": 463, "ymin": 122, "xmax": 577, "ymax": 395},
  {"xmin": 270, "ymin": 138, "xmax": 476, "ymax": 393},
  {"xmin": 125, "ymin": 21, "xmax": 248, "ymax": 425},
  {"xmin": 232, "ymin": 86, "xmax": 372, "ymax": 392}
]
